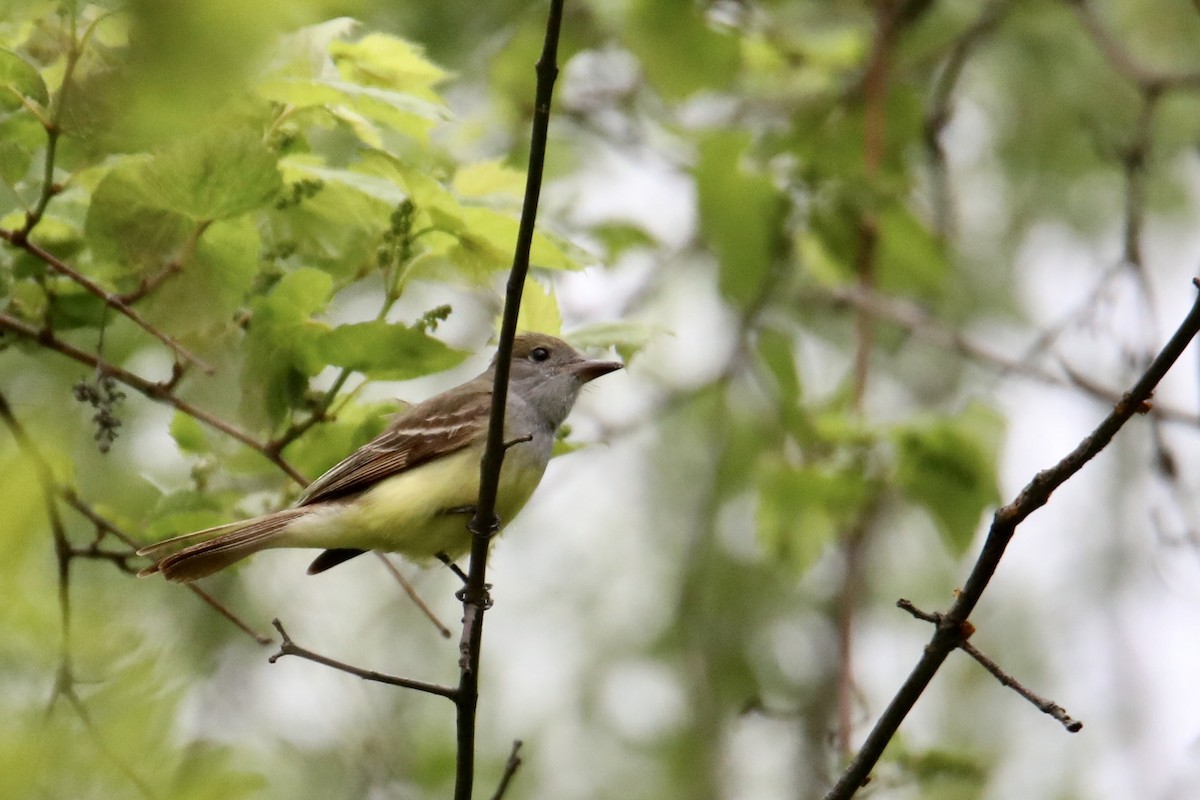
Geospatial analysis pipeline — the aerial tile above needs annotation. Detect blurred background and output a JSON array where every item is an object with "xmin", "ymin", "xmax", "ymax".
[{"xmin": 3, "ymin": 1, "xmax": 1200, "ymax": 798}]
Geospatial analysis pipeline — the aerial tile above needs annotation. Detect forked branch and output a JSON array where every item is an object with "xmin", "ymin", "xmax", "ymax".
[{"xmin": 824, "ymin": 279, "xmax": 1200, "ymax": 799}]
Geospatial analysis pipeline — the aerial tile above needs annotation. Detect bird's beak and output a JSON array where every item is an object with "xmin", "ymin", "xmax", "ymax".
[{"xmin": 572, "ymin": 358, "xmax": 623, "ymax": 384}]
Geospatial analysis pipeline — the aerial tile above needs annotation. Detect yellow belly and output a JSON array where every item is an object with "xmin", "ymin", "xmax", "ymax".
[{"xmin": 285, "ymin": 443, "xmax": 548, "ymax": 561}]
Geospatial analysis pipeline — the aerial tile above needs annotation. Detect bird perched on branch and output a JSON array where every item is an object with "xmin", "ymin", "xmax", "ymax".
[{"xmin": 138, "ymin": 333, "xmax": 622, "ymax": 582}]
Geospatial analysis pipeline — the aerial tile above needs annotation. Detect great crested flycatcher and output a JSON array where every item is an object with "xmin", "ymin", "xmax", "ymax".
[{"xmin": 138, "ymin": 333, "xmax": 622, "ymax": 582}]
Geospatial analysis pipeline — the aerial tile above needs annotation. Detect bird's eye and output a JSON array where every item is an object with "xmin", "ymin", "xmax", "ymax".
[{"xmin": 529, "ymin": 347, "xmax": 551, "ymax": 363}]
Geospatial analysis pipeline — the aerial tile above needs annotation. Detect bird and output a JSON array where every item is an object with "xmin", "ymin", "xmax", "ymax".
[{"xmin": 137, "ymin": 332, "xmax": 622, "ymax": 582}]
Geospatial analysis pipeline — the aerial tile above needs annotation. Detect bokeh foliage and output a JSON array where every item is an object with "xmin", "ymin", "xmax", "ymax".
[{"xmin": 3, "ymin": 1, "xmax": 1199, "ymax": 798}]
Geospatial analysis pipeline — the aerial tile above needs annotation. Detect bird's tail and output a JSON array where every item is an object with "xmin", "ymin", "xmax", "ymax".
[{"xmin": 137, "ymin": 508, "xmax": 311, "ymax": 582}]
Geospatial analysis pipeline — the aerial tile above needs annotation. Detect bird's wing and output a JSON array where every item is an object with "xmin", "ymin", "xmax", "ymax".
[{"xmin": 296, "ymin": 384, "xmax": 493, "ymax": 506}]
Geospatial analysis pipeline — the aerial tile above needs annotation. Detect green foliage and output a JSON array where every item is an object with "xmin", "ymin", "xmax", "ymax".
[
  {"xmin": 567, "ymin": 320, "xmax": 663, "ymax": 362},
  {"xmin": 126, "ymin": 129, "xmax": 284, "ymax": 222},
  {"xmin": 315, "ymin": 319, "xmax": 467, "ymax": 380},
  {"xmin": 0, "ymin": 47, "xmax": 47, "ymax": 111},
  {"xmin": 623, "ymin": 0, "xmax": 739, "ymax": 99},
  {"xmin": 1, "ymin": 1, "xmax": 1189, "ymax": 799},
  {"xmin": 757, "ymin": 460, "xmax": 869, "ymax": 576},
  {"xmin": 695, "ymin": 131, "xmax": 788, "ymax": 308},
  {"xmin": 891, "ymin": 403, "xmax": 1004, "ymax": 555}
]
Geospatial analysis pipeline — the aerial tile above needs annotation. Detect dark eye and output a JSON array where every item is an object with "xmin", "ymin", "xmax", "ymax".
[{"xmin": 530, "ymin": 347, "xmax": 551, "ymax": 363}]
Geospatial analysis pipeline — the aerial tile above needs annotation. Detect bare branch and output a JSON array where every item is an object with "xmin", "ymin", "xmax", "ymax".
[
  {"xmin": 187, "ymin": 584, "xmax": 274, "ymax": 646},
  {"xmin": 812, "ymin": 284, "xmax": 1200, "ymax": 427},
  {"xmin": 0, "ymin": 312, "xmax": 307, "ymax": 484},
  {"xmin": 0, "ymin": 229, "xmax": 213, "ymax": 373},
  {"xmin": 455, "ymin": 3, "xmax": 566, "ymax": 799},
  {"xmin": 960, "ymin": 640, "xmax": 1082, "ymax": 733},
  {"xmin": 268, "ymin": 619, "xmax": 457, "ymax": 699},
  {"xmin": 824, "ymin": 280, "xmax": 1200, "ymax": 799},
  {"xmin": 1070, "ymin": 0, "xmax": 1200, "ymax": 93},
  {"xmin": 374, "ymin": 552, "xmax": 452, "ymax": 639},
  {"xmin": 897, "ymin": 600, "xmax": 1083, "ymax": 733},
  {"xmin": 923, "ymin": 1, "xmax": 1008, "ymax": 237},
  {"xmin": 488, "ymin": 740, "xmax": 525, "ymax": 800}
]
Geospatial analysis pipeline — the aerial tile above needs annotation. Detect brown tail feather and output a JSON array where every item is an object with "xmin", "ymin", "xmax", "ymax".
[
  {"xmin": 136, "ymin": 519, "xmax": 248, "ymax": 557},
  {"xmin": 140, "ymin": 508, "xmax": 311, "ymax": 582}
]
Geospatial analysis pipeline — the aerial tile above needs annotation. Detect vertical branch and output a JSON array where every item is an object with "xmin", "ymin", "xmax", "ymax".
[
  {"xmin": 922, "ymin": 1, "xmax": 1007, "ymax": 239},
  {"xmin": 837, "ymin": 0, "xmax": 896, "ymax": 759},
  {"xmin": 455, "ymin": 2, "xmax": 566, "ymax": 799},
  {"xmin": 0, "ymin": 392, "xmax": 73, "ymax": 684}
]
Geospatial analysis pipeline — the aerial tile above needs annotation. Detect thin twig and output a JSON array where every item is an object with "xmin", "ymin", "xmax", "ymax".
[
  {"xmin": 64, "ymin": 487, "xmax": 275, "ymax": 644},
  {"xmin": 824, "ymin": 280, "xmax": 1200, "ymax": 799},
  {"xmin": 268, "ymin": 619, "xmax": 457, "ymax": 699},
  {"xmin": 488, "ymin": 740, "xmax": 525, "ymax": 800},
  {"xmin": 188, "ymin": 584, "xmax": 274, "ymax": 646},
  {"xmin": 810, "ymin": 284, "xmax": 1200, "ymax": 427},
  {"xmin": 960, "ymin": 641, "xmax": 1082, "ymax": 732},
  {"xmin": 0, "ymin": 395, "xmax": 160, "ymax": 797},
  {"xmin": 374, "ymin": 552, "xmax": 452, "ymax": 639},
  {"xmin": 113, "ymin": 220, "xmax": 211, "ymax": 306},
  {"xmin": 0, "ymin": 229, "xmax": 213, "ymax": 373},
  {"xmin": 922, "ymin": 0, "xmax": 1008, "ymax": 238},
  {"xmin": 896, "ymin": 600, "xmax": 1082, "ymax": 733},
  {"xmin": 1069, "ymin": 0, "xmax": 1200, "ymax": 93},
  {"xmin": 0, "ymin": 312, "xmax": 306, "ymax": 484}
]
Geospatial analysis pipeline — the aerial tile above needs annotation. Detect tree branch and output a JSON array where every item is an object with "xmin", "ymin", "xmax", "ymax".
[
  {"xmin": 268, "ymin": 619, "xmax": 457, "ymax": 699},
  {"xmin": 1069, "ymin": 0, "xmax": 1200, "ymax": 93},
  {"xmin": 897, "ymin": 599, "xmax": 1083, "ymax": 733},
  {"xmin": 488, "ymin": 740, "xmax": 525, "ymax": 800},
  {"xmin": 456, "ymin": 3, "xmax": 565, "ymax": 797},
  {"xmin": 810, "ymin": 283, "xmax": 1200, "ymax": 427},
  {"xmin": 0, "ymin": 311, "xmax": 306, "ymax": 484},
  {"xmin": 375, "ymin": 552, "xmax": 452, "ymax": 639},
  {"xmin": 0, "ymin": 228, "xmax": 213, "ymax": 373},
  {"xmin": 824, "ymin": 279, "xmax": 1200, "ymax": 799}
]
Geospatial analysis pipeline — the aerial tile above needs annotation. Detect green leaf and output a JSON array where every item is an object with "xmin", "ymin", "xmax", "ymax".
[
  {"xmin": 86, "ymin": 163, "xmax": 193, "ymax": 272},
  {"xmin": 757, "ymin": 461, "xmax": 869, "ymax": 576},
  {"xmin": 0, "ymin": 48, "xmax": 48, "ymax": 112},
  {"xmin": 567, "ymin": 320, "xmax": 664, "ymax": 362},
  {"xmin": 263, "ymin": 267, "xmax": 333, "ymax": 320},
  {"xmin": 588, "ymin": 221, "xmax": 657, "ymax": 259},
  {"xmin": 141, "ymin": 217, "xmax": 259, "ymax": 335},
  {"xmin": 624, "ymin": 0, "xmax": 739, "ymax": 99},
  {"xmin": 315, "ymin": 320, "xmax": 467, "ymax": 380},
  {"xmin": 170, "ymin": 411, "xmax": 209, "ymax": 454},
  {"xmin": 877, "ymin": 203, "xmax": 950, "ymax": 299},
  {"xmin": 131, "ymin": 128, "xmax": 283, "ymax": 221},
  {"xmin": 268, "ymin": 159, "xmax": 396, "ymax": 278},
  {"xmin": 329, "ymin": 33, "xmax": 447, "ymax": 96},
  {"xmin": 458, "ymin": 206, "xmax": 575, "ymax": 271},
  {"xmin": 256, "ymin": 77, "xmax": 447, "ymax": 141},
  {"xmin": 696, "ymin": 132, "xmax": 787, "ymax": 307},
  {"xmin": 891, "ymin": 403, "xmax": 1004, "ymax": 555},
  {"xmin": 240, "ymin": 268, "xmax": 333, "ymax": 426},
  {"xmin": 452, "ymin": 160, "xmax": 526, "ymax": 199},
  {"xmin": 46, "ymin": 290, "xmax": 107, "ymax": 330},
  {"xmin": 170, "ymin": 742, "xmax": 268, "ymax": 800},
  {"xmin": 144, "ymin": 489, "xmax": 230, "ymax": 539},
  {"xmin": 756, "ymin": 326, "xmax": 801, "ymax": 407},
  {"xmin": 283, "ymin": 160, "xmax": 408, "ymax": 206},
  {"xmin": 515, "ymin": 277, "xmax": 562, "ymax": 336}
]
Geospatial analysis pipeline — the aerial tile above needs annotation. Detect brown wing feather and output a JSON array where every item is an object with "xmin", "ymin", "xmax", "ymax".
[{"xmin": 296, "ymin": 382, "xmax": 493, "ymax": 506}]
